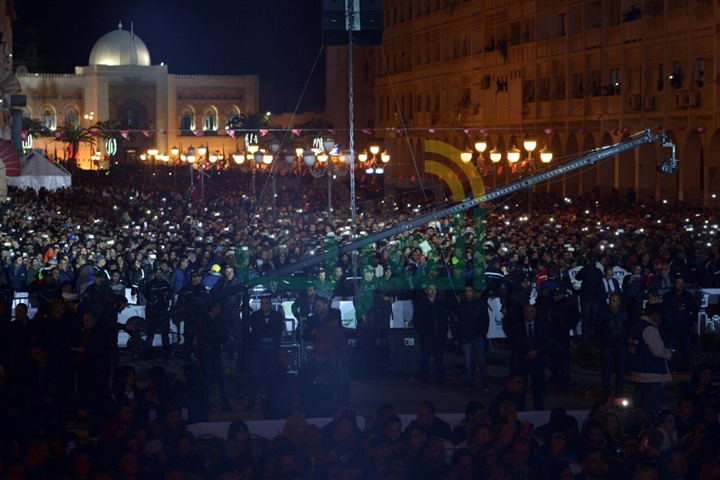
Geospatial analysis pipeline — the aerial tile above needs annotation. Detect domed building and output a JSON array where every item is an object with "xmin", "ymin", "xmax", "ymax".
[{"xmin": 15, "ymin": 22, "xmax": 259, "ymax": 169}]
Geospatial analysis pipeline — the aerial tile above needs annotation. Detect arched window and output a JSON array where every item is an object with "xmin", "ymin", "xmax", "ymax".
[
  {"xmin": 122, "ymin": 107, "xmax": 139, "ymax": 128},
  {"xmin": 41, "ymin": 107, "xmax": 56, "ymax": 130},
  {"xmin": 20, "ymin": 108, "xmax": 31, "ymax": 120},
  {"xmin": 64, "ymin": 107, "xmax": 79, "ymax": 126},
  {"xmin": 202, "ymin": 108, "xmax": 218, "ymax": 131},
  {"xmin": 180, "ymin": 108, "xmax": 195, "ymax": 131},
  {"xmin": 225, "ymin": 107, "xmax": 239, "ymax": 128}
]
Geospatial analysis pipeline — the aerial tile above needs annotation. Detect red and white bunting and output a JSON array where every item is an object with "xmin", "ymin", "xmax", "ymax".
[
  {"xmin": 463, "ymin": 129, "xmax": 472, "ymax": 136},
  {"xmin": 578, "ymin": 127, "xmax": 587, "ymax": 135},
  {"xmin": 19, "ymin": 130, "xmax": 28, "ymax": 140},
  {"xmin": 259, "ymin": 129, "xmax": 268, "ymax": 137},
  {"xmin": 291, "ymin": 129, "xmax": 302, "ymax": 136},
  {"xmin": 54, "ymin": 130, "xmax": 62, "ymax": 139},
  {"xmin": 142, "ymin": 130, "xmax": 151, "ymax": 138},
  {"xmin": 698, "ymin": 126, "xmax": 706, "ymax": 134},
  {"xmin": 159, "ymin": 129, "xmax": 168, "ymax": 135},
  {"xmin": 544, "ymin": 127, "xmax": 554, "ymax": 135},
  {"xmin": 479, "ymin": 128, "xmax": 488, "ymax": 135},
  {"xmin": 119, "ymin": 130, "xmax": 130, "ymax": 140},
  {"xmin": 328, "ymin": 129, "xmax": 336, "ymax": 134},
  {"xmin": 192, "ymin": 129, "xmax": 204, "ymax": 137},
  {"xmin": 428, "ymin": 128, "xmax": 437, "ymax": 135},
  {"xmin": 362, "ymin": 128, "xmax": 372, "ymax": 135},
  {"xmin": 225, "ymin": 129, "xmax": 235, "ymax": 138}
]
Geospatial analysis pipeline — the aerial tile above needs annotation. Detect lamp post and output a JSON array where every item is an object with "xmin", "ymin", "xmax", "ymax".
[
  {"xmin": 357, "ymin": 144, "xmax": 390, "ymax": 174},
  {"xmin": 185, "ymin": 144, "xmax": 211, "ymax": 203},
  {"xmin": 300, "ymin": 135, "xmax": 352, "ymax": 222},
  {"xmin": 140, "ymin": 147, "xmax": 159, "ymax": 184}
]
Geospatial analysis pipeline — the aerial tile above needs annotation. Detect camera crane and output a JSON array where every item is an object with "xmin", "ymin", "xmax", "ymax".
[
  {"xmin": 166, "ymin": 128, "xmax": 677, "ymax": 368},
  {"xmin": 249, "ymin": 127, "xmax": 677, "ymax": 284}
]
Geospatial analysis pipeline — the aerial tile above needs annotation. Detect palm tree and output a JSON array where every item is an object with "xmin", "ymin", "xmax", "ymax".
[
  {"xmin": 297, "ymin": 118, "xmax": 336, "ymax": 151},
  {"xmin": 21, "ymin": 117, "xmax": 52, "ymax": 139},
  {"xmin": 91, "ymin": 120, "xmax": 129, "ymax": 157},
  {"xmin": 54, "ymin": 122, "xmax": 95, "ymax": 170},
  {"xmin": 226, "ymin": 112, "xmax": 272, "ymax": 150}
]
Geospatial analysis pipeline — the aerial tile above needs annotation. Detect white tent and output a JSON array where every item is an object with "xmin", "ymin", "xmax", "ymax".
[{"xmin": 7, "ymin": 150, "xmax": 71, "ymax": 191}]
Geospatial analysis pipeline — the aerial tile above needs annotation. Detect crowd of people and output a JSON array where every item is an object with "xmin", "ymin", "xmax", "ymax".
[
  {"xmin": 0, "ymin": 169, "xmax": 720, "ymax": 478},
  {"xmin": 1, "ymin": 364, "xmax": 719, "ymax": 479}
]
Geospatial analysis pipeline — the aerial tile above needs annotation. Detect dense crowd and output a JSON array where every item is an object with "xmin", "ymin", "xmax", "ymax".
[
  {"xmin": 1, "ymin": 169, "xmax": 720, "ymax": 478},
  {"xmin": 1, "ymin": 364, "xmax": 719, "ymax": 479}
]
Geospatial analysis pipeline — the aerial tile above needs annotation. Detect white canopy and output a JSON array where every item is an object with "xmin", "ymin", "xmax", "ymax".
[{"xmin": 7, "ymin": 150, "xmax": 71, "ymax": 191}]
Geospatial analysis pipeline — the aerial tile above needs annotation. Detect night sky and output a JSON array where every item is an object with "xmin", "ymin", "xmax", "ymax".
[{"xmin": 12, "ymin": 0, "xmax": 325, "ymax": 112}]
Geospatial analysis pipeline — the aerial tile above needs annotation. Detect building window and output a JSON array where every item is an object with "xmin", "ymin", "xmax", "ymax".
[
  {"xmin": 695, "ymin": 58, "xmax": 705, "ymax": 88},
  {"xmin": 64, "ymin": 107, "xmax": 79, "ymax": 126},
  {"xmin": 180, "ymin": 108, "xmax": 195, "ymax": 131},
  {"xmin": 225, "ymin": 107, "xmax": 239, "ymax": 128},
  {"xmin": 20, "ymin": 108, "xmax": 31, "ymax": 119},
  {"xmin": 124, "ymin": 108, "xmax": 139, "ymax": 128},
  {"xmin": 41, "ymin": 107, "xmax": 56, "ymax": 130},
  {"xmin": 202, "ymin": 108, "xmax": 218, "ymax": 131}
]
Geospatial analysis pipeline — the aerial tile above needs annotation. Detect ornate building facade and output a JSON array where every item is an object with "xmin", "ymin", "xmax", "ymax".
[
  {"xmin": 375, "ymin": 0, "xmax": 720, "ymax": 205},
  {"xmin": 16, "ymin": 23, "xmax": 259, "ymax": 169}
]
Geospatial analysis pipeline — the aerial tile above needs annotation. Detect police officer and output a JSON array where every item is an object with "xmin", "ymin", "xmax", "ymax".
[{"xmin": 143, "ymin": 267, "xmax": 172, "ymax": 359}]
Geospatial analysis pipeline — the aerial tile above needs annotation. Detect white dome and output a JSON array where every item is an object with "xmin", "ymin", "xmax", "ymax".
[{"xmin": 88, "ymin": 23, "xmax": 151, "ymax": 66}]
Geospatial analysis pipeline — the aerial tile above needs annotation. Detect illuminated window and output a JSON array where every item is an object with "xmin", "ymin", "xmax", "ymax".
[
  {"xmin": 180, "ymin": 108, "xmax": 195, "ymax": 131},
  {"xmin": 64, "ymin": 107, "xmax": 79, "ymax": 126},
  {"xmin": 202, "ymin": 108, "xmax": 218, "ymax": 131},
  {"xmin": 41, "ymin": 107, "xmax": 56, "ymax": 130}
]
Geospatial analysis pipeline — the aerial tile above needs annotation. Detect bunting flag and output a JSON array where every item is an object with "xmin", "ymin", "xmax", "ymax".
[
  {"xmin": 291, "ymin": 129, "xmax": 302, "ymax": 136},
  {"xmin": 328, "ymin": 129, "xmax": 336, "ymax": 134},
  {"xmin": 479, "ymin": 128, "xmax": 488, "ymax": 135},
  {"xmin": 362, "ymin": 128, "xmax": 372, "ymax": 135},
  {"xmin": 19, "ymin": 130, "xmax": 28, "ymax": 140},
  {"xmin": 543, "ymin": 127, "xmax": 554, "ymax": 135},
  {"xmin": 142, "ymin": 130, "xmax": 151, "ymax": 138},
  {"xmin": 698, "ymin": 126, "xmax": 706, "ymax": 133},
  {"xmin": 621, "ymin": 127, "xmax": 630, "ymax": 134},
  {"xmin": 159, "ymin": 129, "xmax": 168, "ymax": 135},
  {"xmin": 225, "ymin": 129, "xmax": 235, "ymax": 138},
  {"xmin": 513, "ymin": 127, "xmax": 522, "ymax": 133},
  {"xmin": 192, "ymin": 129, "xmax": 204, "ymax": 137},
  {"xmin": 54, "ymin": 130, "xmax": 62, "ymax": 139},
  {"xmin": 609, "ymin": 128, "xmax": 619, "ymax": 135},
  {"xmin": 119, "ymin": 130, "xmax": 130, "ymax": 140},
  {"xmin": 463, "ymin": 128, "xmax": 472, "ymax": 136},
  {"xmin": 578, "ymin": 127, "xmax": 587, "ymax": 135},
  {"xmin": 89, "ymin": 128, "xmax": 100, "ymax": 136},
  {"xmin": 260, "ymin": 129, "xmax": 269, "ymax": 137},
  {"xmin": 679, "ymin": 125, "xmax": 687, "ymax": 131},
  {"xmin": 428, "ymin": 128, "xmax": 437, "ymax": 135},
  {"xmin": 395, "ymin": 128, "xmax": 405, "ymax": 136}
]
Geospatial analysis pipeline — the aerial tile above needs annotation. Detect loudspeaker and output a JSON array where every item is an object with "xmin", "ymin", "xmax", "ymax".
[{"xmin": 322, "ymin": 0, "xmax": 384, "ymax": 46}]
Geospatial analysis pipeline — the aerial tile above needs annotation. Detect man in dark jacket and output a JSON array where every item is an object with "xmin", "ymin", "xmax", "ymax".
[
  {"xmin": 143, "ymin": 267, "xmax": 172, "ymax": 359},
  {"xmin": 413, "ymin": 283, "xmax": 450, "ymax": 386},
  {"xmin": 596, "ymin": 292, "xmax": 629, "ymax": 400},
  {"xmin": 176, "ymin": 271, "xmax": 208, "ymax": 360},
  {"xmin": 662, "ymin": 276, "xmax": 697, "ymax": 372},
  {"xmin": 508, "ymin": 304, "xmax": 546, "ymax": 411},
  {"xmin": 246, "ymin": 297, "xmax": 286, "ymax": 411},
  {"xmin": 576, "ymin": 257, "xmax": 605, "ymax": 341},
  {"xmin": 196, "ymin": 301, "xmax": 232, "ymax": 412},
  {"xmin": 451, "ymin": 286, "xmax": 490, "ymax": 391},
  {"xmin": 628, "ymin": 304, "xmax": 672, "ymax": 416}
]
